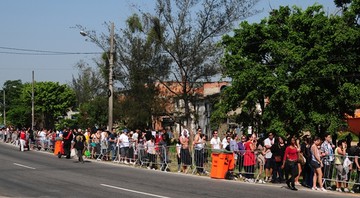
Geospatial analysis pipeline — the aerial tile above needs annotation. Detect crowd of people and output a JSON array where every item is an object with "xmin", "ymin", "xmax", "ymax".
[
  {"xmin": 210, "ymin": 130, "xmax": 360, "ymax": 193},
  {"xmin": 1, "ymin": 126, "xmax": 359, "ymax": 193}
]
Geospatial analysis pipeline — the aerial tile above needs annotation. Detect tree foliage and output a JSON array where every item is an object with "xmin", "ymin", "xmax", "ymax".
[
  {"xmin": 218, "ymin": 3, "xmax": 360, "ymax": 136},
  {"xmin": 71, "ymin": 60, "xmax": 106, "ymax": 107},
  {"xmin": 145, "ymin": 0, "xmax": 260, "ymax": 130},
  {"xmin": 115, "ymin": 14, "xmax": 170, "ymax": 129},
  {"xmin": 21, "ymin": 82, "xmax": 75, "ymax": 129}
]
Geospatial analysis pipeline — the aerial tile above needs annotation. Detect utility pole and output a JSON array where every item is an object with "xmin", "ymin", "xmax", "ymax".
[
  {"xmin": 31, "ymin": 70, "xmax": 35, "ymax": 130},
  {"xmin": 108, "ymin": 22, "xmax": 114, "ymax": 131}
]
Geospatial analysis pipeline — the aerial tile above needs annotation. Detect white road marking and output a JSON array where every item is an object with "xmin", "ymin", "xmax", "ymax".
[
  {"xmin": 100, "ymin": 184, "xmax": 171, "ymax": 198},
  {"xmin": 13, "ymin": 163, "xmax": 36, "ymax": 170}
]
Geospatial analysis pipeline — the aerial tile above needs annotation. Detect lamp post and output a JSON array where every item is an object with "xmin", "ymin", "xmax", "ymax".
[
  {"xmin": 2, "ymin": 88, "xmax": 5, "ymax": 126},
  {"xmin": 80, "ymin": 22, "xmax": 115, "ymax": 131}
]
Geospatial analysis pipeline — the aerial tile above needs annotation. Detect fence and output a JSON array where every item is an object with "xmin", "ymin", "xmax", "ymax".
[{"xmin": 321, "ymin": 154, "xmax": 359, "ymax": 191}]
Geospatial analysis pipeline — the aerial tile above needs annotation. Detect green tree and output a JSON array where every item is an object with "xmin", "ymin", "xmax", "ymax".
[
  {"xmin": 2, "ymin": 80, "xmax": 24, "ymax": 127},
  {"xmin": 145, "ymin": 0, "xmax": 259, "ymax": 133},
  {"xmin": 218, "ymin": 3, "xmax": 360, "ymax": 136},
  {"xmin": 17, "ymin": 82, "xmax": 76, "ymax": 129},
  {"xmin": 115, "ymin": 14, "xmax": 170, "ymax": 129},
  {"xmin": 71, "ymin": 60, "xmax": 106, "ymax": 107}
]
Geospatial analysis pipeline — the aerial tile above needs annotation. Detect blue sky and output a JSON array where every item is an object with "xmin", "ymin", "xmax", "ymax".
[{"xmin": 0, "ymin": 0, "xmax": 338, "ymax": 87}]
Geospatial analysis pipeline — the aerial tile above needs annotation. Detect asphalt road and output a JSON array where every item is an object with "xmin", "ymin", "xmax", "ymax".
[{"xmin": 0, "ymin": 142, "xmax": 357, "ymax": 198}]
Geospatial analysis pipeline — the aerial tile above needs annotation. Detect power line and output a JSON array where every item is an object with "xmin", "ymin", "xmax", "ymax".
[{"xmin": 0, "ymin": 46, "xmax": 102, "ymax": 55}]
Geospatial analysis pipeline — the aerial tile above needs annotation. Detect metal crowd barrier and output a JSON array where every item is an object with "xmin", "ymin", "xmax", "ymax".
[{"xmin": 322, "ymin": 154, "xmax": 360, "ymax": 191}]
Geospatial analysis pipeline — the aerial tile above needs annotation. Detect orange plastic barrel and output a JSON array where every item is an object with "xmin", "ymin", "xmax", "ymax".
[
  {"xmin": 210, "ymin": 152, "xmax": 229, "ymax": 179},
  {"xmin": 54, "ymin": 140, "xmax": 63, "ymax": 155}
]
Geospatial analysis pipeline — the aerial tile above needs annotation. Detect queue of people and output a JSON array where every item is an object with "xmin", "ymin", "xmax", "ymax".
[{"xmin": 1, "ymin": 126, "xmax": 359, "ymax": 193}]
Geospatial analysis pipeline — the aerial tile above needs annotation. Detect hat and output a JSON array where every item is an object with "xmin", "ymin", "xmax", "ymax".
[{"xmin": 123, "ymin": 129, "xmax": 128, "ymax": 133}]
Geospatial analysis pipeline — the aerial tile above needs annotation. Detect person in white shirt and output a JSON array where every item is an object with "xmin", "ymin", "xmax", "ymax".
[
  {"xmin": 222, "ymin": 131, "xmax": 231, "ymax": 150},
  {"xmin": 210, "ymin": 130, "xmax": 221, "ymax": 149},
  {"xmin": 39, "ymin": 129, "xmax": 47, "ymax": 150},
  {"xmin": 145, "ymin": 136, "xmax": 156, "ymax": 169},
  {"xmin": 264, "ymin": 132, "xmax": 274, "ymax": 182},
  {"xmin": 117, "ymin": 130, "xmax": 130, "ymax": 164}
]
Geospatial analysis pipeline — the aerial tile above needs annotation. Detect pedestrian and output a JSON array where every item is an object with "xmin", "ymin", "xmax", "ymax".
[
  {"xmin": 194, "ymin": 128, "xmax": 205, "ymax": 174},
  {"xmin": 320, "ymin": 133, "xmax": 335, "ymax": 189},
  {"xmin": 117, "ymin": 129, "xmax": 130, "ymax": 164},
  {"xmin": 264, "ymin": 132, "xmax": 275, "ymax": 182},
  {"xmin": 243, "ymin": 134, "xmax": 256, "ymax": 182},
  {"xmin": 180, "ymin": 129, "xmax": 191, "ymax": 173},
  {"xmin": 210, "ymin": 130, "xmax": 221, "ymax": 149},
  {"xmin": 310, "ymin": 136, "xmax": 326, "ymax": 191},
  {"xmin": 300, "ymin": 135, "xmax": 314, "ymax": 188},
  {"xmin": 334, "ymin": 140, "xmax": 348, "ymax": 192},
  {"xmin": 175, "ymin": 137, "xmax": 182, "ymax": 172},
  {"xmin": 271, "ymin": 136, "xmax": 286, "ymax": 183},
  {"xmin": 19, "ymin": 128, "xmax": 27, "ymax": 152},
  {"xmin": 62, "ymin": 129, "xmax": 73, "ymax": 159},
  {"xmin": 282, "ymin": 136, "xmax": 300, "ymax": 191},
  {"xmin": 74, "ymin": 130, "xmax": 86, "ymax": 163},
  {"xmin": 352, "ymin": 142, "xmax": 360, "ymax": 193}
]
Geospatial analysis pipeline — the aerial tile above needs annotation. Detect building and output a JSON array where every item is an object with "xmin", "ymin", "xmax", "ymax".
[{"xmin": 152, "ymin": 81, "xmax": 229, "ymax": 137}]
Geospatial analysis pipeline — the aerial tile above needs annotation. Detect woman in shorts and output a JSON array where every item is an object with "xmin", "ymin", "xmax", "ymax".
[
  {"xmin": 334, "ymin": 140, "xmax": 348, "ymax": 192},
  {"xmin": 310, "ymin": 136, "xmax": 326, "ymax": 191}
]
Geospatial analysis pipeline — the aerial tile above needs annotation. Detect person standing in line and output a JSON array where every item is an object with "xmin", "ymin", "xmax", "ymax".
[
  {"xmin": 320, "ymin": 133, "xmax": 335, "ymax": 189},
  {"xmin": 210, "ymin": 130, "xmax": 221, "ymax": 150},
  {"xmin": 62, "ymin": 129, "xmax": 73, "ymax": 159},
  {"xmin": 271, "ymin": 136, "xmax": 286, "ymax": 183},
  {"xmin": 310, "ymin": 136, "xmax": 326, "ymax": 191},
  {"xmin": 264, "ymin": 132, "xmax": 275, "ymax": 182},
  {"xmin": 175, "ymin": 138, "xmax": 182, "ymax": 172},
  {"xmin": 300, "ymin": 135, "xmax": 314, "ymax": 188},
  {"xmin": 282, "ymin": 137, "xmax": 300, "ymax": 191},
  {"xmin": 222, "ymin": 131, "xmax": 231, "ymax": 150},
  {"xmin": 74, "ymin": 130, "xmax": 86, "ymax": 163},
  {"xmin": 243, "ymin": 134, "xmax": 256, "ymax": 182},
  {"xmin": 237, "ymin": 135, "xmax": 247, "ymax": 175},
  {"xmin": 180, "ymin": 129, "xmax": 191, "ymax": 173},
  {"xmin": 334, "ymin": 140, "xmax": 348, "ymax": 192},
  {"xmin": 18, "ymin": 128, "xmax": 27, "ymax": 152},
  {"xmin": 108, "ymin": 128, "xmax": 117, "ymax": 161},
  {"xmin": 352, "ymin": 142, "xmax": 360, "ymax": 193},
  {"xmin": 193, "ymin": 128, "xmax": 205, "ymax": 175},
  {"xmin": 118, "ymin": 129, "xmax": 130, "ymax": 164}
]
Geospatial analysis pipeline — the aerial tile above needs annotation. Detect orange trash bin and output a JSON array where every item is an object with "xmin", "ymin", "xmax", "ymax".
[
  {"xmin": 54, "ymin": 140, "xmax": 64, "ymax": 157},
  {"xmin": 210, "ymin": 150, "xmax": 234, "ymax": 179}
]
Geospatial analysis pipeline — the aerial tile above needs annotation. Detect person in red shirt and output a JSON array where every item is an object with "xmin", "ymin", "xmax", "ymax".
[
  {"xmin": 243, "ymin": 134, "xmax": 256, "ymax": 182},
  {"xmin": 19, "ymin": 129, "xmax": 27, "ymax": 152},
  {"xmin": 281, "ymin": 136, "xmax": 300, "ymax": 191}
]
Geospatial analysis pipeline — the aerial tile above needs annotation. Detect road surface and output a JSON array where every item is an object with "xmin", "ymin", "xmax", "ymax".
[{"xmin": 0, "ymin": 142, "xmax": 356, "ymax": 198}]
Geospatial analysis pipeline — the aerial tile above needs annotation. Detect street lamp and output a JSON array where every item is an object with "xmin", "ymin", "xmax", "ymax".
[
  {"xmin": 2, "ymin": 88, "xmax": 5, "ymax": 126},
  {"xmin": 80, "ymin": 22, "xmax": 115, "ymax": 131}
]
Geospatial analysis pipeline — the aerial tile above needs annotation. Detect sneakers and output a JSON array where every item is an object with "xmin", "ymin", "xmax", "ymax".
[
  {"xmin": 124, "ymin": 161, "xmax": 129, "ymax": 165},
  {"xmin": 311, "ymin": 187, "xmax": 318, "ymax": 191},
  {"xmin": 245, "ymin": 178, "xmax": 255, "ymax": 183},
  {"xmin": 258, "ymin": 179, "xmax": 266, "ymax": 184},
  {"xmin": 344, "ymin": 188, "xmax": 349, "ymax": 193},
  {"xmin": 336, "ymin": 188, "xmax": 342, "ymax": 192},
  {"xmin": 319, "ymin": 187, "xmax": 327, "ymax": 192}
]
